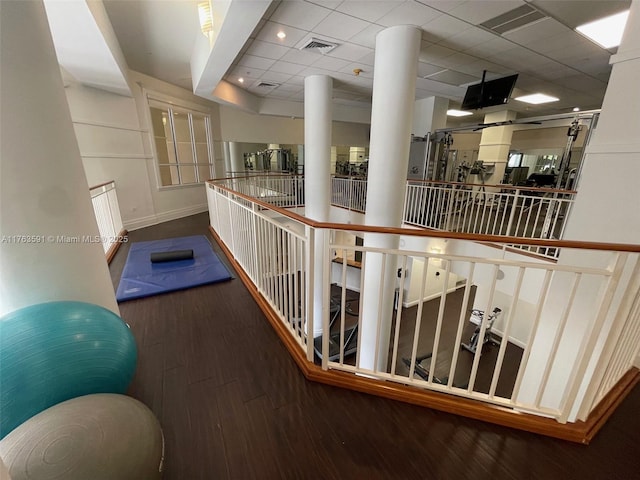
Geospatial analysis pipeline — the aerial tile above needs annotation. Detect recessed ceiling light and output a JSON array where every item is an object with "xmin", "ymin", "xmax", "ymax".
[
  {"xmin": 515, "ymin": 93, "xmax": 559, "ymax": 104},
  {"xmin": 277, "ymin": 31, "xmax": 286, "ymax": 40},
  {"xmin": 572, "ymin": 107, "xmax": 580, "ymax": 112},
  {"xmin": 576, "ymin": 10, "xmax": 629, "ymax": 49},
  {"xmin": 238, "ymin": 77, "xmax": 244, "ymax": 84},
  {"xmin": 447, "ymin": 109, "xmax": 473, "ymax": 117}
]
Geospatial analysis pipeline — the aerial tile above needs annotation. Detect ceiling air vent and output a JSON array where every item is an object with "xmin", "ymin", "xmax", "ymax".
[
  {"xmin": 480, "ymin": 4, "xmax": 546, "ymax": 35},
  {"xmin": 299, "ymin": 37, "xmax": 338, "ymax": 54},
  {"xmin": 257, "ymin": 82, "xmax": 279, "ymax": 88}
]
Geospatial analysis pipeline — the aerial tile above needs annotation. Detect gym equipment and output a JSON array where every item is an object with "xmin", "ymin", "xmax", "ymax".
[
  {"xmin": 0, "ymin": 301, "xmax": 137, "ymax": 439},
  {"xmin": 0, "ymin": 393, "xmax": 164, "ymax": 480},
  {"xmin": 150, "ymin": 249, "xmax": 194, "ymax": 263},
  {"xmin": 401, "ymin": 354, "xmax": 468, "ymax": 388},
  {"xmin": 116, "ymin": 235, "xmax": 232, "ymax": 302},
  {"xmin": 461, "ymin": 307, "xmax": 502, "ymax": 354},
  {"xmin": 313, "ymin": 295, "xmax": 359, "ymax": 361}
]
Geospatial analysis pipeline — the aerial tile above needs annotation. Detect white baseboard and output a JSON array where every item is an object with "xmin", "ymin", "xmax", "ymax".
[
  {"xmin": 124, "ymin": 204, "xmax": 208, "ymax": 231},
  {"xmin": 491, "ymin": 328, "xmax": 527, "ymax": 349}
]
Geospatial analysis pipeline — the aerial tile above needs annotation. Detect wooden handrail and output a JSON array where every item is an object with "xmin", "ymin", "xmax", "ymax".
[
  {"xmin": 89, "ymin": 180, "xmax": 116, "ymax": 191},
  {"xmin": 207, "ymin": 180, "xmax": 640, "ymax": 253}
]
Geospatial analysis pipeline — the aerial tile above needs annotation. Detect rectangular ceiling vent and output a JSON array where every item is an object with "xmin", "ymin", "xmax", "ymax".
[
  {"xmin": 480, "ymin": 4, "xmax": 546, "ymax": 35},
  {"xmin": 257, "ymin": 82, "xmax": 279, "ymax": 88},
  {"xmin": 299, "ymin": 37, "xmax": 338, "ymax": 54}
]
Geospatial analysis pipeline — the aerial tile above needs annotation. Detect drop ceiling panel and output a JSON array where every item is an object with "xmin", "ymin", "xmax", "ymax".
[
  {"xmin": 268, "ymin": 1, "xmax": 332, "ymax": 31},
  {"xmin": 422, "ymin": 15, "xmax": 473, "ymax": 40},
  {"xmin": 237, "ymin": 54, "xmax": 276, "ymax": 70},
  {"xmin": 419, "ymin": 44, "xmax": 457, "ymax": 63},
  {"xmin": 246, "ymin": 40, "xmax": 290, "ymax": 60},
  {"xmin": 339, "ymin": 62, "xmax": 374, "ymax": 78},
  {"xmin": 438, "ymin": 26, "xmax": 498, "ymax": 50},
  {"xmin": 312, "ymin": 55, "xmax": 353, "ymax": 71},
  {"xmin": 502, "ymin": 17, "xmax": 569, "ymax": 45},
  {"xmin": 270, "ymin": 60, "xmax": 307, "ymax": 75},
  {"xmin": 418, "ymin": 62, "xmax": 446, "ymax": 77},
  {"xmin": 378, "ymin": 2, "xmax": 442, "ymax": 27},
  {"xmin": 313, "ymin": 11, "xmax": 371, "ymax": 41},
  {"xmin": 229, "ymin": 65, "xmax": 266, "ymax": 80},
  {"xmin": 256, "ymin": 22, "xmax": 309, "ymax": 47},
  {"xmin": 280, "ymin": 48, "xmax": 324, "ymax": 66},
  {"xmin": 259, "ymin": 70, "xmax": 293, "ymax": 83},
  {"xmin": 326, "ymin": 42, "xmax": 373, "ymax": 62},
  {"xmin": 348, "ymin": 23, "xmax": 384, "ymax": 48},
  {"xmin": 336, "ymin": 1, "xmax": 401, "ymax": 23},
  {"xmin": 433, "ymin": 52, "xmax": 481, "ymax": 69},
  {"xmin": 530, "ymin": 0, "xmax": 630, "ymax": 29},
  {"xmin": 447, "ymin": 1, "xmax": 527, "ymax": 25},
  {"xmin": 426, "ymin": 69, "xmax": 478, "ymax": 86}
]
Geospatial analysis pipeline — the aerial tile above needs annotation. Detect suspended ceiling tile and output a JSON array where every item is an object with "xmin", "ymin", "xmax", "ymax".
[
  {"xmin": 416, "ymin": 1, "xmax": 468, "ymax": 13},
  {"xmin": 237, "ymin": 54, "xmax": 276, "ymax": 70},
  {"xmin": 313, "ymin": 11, "xmax": 370, "ymax": 42},
  {"xmin": 530, "ymin": 0, "xmax": 631, "ymax": 29},
  {"xmin": 418, "ymin": 62, "xmax": 446, "ymax": 77},
  {"xmin": 378, "ymin": 1, "xmax": 442, "ymax": 27},
  {"xmin": 256, "ymin": 22, "xmax": 309, "ymax": 47},
  {"xmin": 312, "ymin": 55, "xmax": 353, "ymax": 72},
  {"xmin": 229, "ymin": 65, "xmax": 266, "ymax": 79},
  {"xmin": 280, "ymin": 48, "xmax": 323, "ymax": 66},
  {"xmin": 502, "ymin": 17, "xmax": 569, "ymax": 45},
  {"xmin": 422, "ymin": 14, "xmax": 473, "ymax": 38},
  {"xmin": 273, "ymin": 83, "xmax": 303, "ymax": 93},
  {"xmin": 305, "ymin": 0, "xmax": 343, "ymax": 10},
  {"xmin": 336, "ymin": 0, "xmax": 401, "ymax": 23},
  {"xmin": 349, "ymin": 23, "xmax": 385, "ymax": 48},
  {"xmin": 426, "ymin": 69, "xmax": 479, "ymax": 86},
  {"xmin": 245, "ymin": 40, "xmax": 290, "ymax": 61},
  {"xmin": 437, "ymin": 26, "xmax": 498, "ymax": 50},
  {"xmin": 447, "ymin": 0, "xmax": 527, "ymax": 25},
  {"xmin": 326, "ymin": 42, "xmax": 373, "ymax": 62},
  {"xmin": 419, "ymin": 43, "xmax": 457, "ymax": 63},
  {"xmin": 286, "ymin": 75, "xmax": 306, "ymax": 86},
  {"xmin": 269, "ymin": 60, "xmax": 307, "ymax": 76},
  {"xmin": 259, "ymin": 70, "xmax": 293, "ymax": 83},
  {"xmin": 433, "ymin": 51, "xmax": 481, "ymax": 69},
  {"xmin": 357, "ymin": 51, "xmax": 377, "ymax": 66},
  {"xmin": 269, "ymin": 1, "xmax": 332, "ymax": 31}
]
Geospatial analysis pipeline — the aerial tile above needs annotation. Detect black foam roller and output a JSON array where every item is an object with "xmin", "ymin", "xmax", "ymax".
[{"xmin": 150, "ymin": 249, "xmax": 194, "ymax": 263}]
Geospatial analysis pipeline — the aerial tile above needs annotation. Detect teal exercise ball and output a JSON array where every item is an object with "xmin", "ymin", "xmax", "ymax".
[{"xmin": 0, "ymin": 301, "xmax": 137, "ymax": 439}]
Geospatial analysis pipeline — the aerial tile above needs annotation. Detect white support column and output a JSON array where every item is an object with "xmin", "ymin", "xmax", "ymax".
[
  {"xmin": 517, "ymin": 1, "xmax": 640, "ymax": 421},
  {"xmin": 360, "ymin": 25, "xmax": 421, "ymax": 372},
  {"xmin": 412, "ymin": 96, "xmax": 449, "ymax": 137},
  {"xmin": 0, "ymin": 0, "xmax": 119, "ymax": 316},
  {"xmin": 223, "ymin": 141, "xmax": 232, "ymax": 176},
  {"xmin": 228, "ymin": 141, "xmax": 244, "ymax": 173},
  {"xmin": 477, "ymin": 110, "xmax": 516, "ymax": 184},
  {"xmin": 304, "ymin": 75, "xmax": 332, "ymax": 336}
]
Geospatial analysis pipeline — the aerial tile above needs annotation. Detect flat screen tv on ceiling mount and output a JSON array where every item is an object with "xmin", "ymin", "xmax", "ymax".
[{"xmin": 461, "ymin": 72, "xmax": 519, "ymax": 111}]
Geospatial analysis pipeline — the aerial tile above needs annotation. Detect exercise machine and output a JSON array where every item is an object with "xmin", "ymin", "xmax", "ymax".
[
  {"xmin": 313, "ymin": 295, "xmax": 359, "ymax": 361},
  {"xmin": 402, "ymin": 354, "xmax": 468, "ymax": 388},
  {"xmin": 461, "ymin": 307, "xmax": 502, "ymax": 354}
]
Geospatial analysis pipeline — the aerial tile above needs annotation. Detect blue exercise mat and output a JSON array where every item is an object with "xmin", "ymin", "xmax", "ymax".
[{"xmin": 116, "ymin": 235, "xmax": 232, "ymax": 302}]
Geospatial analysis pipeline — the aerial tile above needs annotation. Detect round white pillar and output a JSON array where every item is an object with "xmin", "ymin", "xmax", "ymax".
[
  {"xmin": 223, "ymin": 141, "xmax": 232, "ymax": 176},
  {"xmin": 228, "ymin": 141, "xmax": 244, "ymax": 173},
  {"xmin": 304, "ymin": 75, "xmax": 332, "ymax": 336},
  {"xmin": 360, "ymin": 25, "xmax": 422, "ymax": 372},
  {"xmin": 0, "ymin": 0, "xmax": 119, "ymax": 316}
]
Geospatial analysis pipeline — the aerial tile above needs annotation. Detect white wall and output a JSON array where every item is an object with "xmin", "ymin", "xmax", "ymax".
[
  {"xmin": 64, "ymin": 69, "xmax": 224, "ymax": 231},
  {"xmin": 220, "ymin": 105, "xmax": 370, "ymax": 146}
]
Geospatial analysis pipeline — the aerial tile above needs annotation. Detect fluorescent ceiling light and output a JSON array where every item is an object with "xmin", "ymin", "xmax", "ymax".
[
  {"xmin": 576, "ymin": 10, "xmax": 629, "ymax": 49},
  {"xmin": 277, "ymin": 31, "xmax": 287, "ymax": 40},
  {"xmin": 515, "ymin": 93, "xmax": 559, "ymax": 104},
  {"xmin": 447, "ymin": 109, "xmax": 473, "ymax": 117}
]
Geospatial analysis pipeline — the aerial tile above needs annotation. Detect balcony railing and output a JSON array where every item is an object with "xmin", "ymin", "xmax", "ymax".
[
  {"xmin": 207, "ymin": 175, "xmax": 640, "ymax": 435},
  {"xmin": 89, "ymin": 180, "xmax": 125, "ymax": 261}
]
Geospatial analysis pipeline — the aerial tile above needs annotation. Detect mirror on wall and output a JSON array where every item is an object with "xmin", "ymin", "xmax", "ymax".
[{"xmin": 215, "ymin": 142, "xmax": 370, "ymax": 177}]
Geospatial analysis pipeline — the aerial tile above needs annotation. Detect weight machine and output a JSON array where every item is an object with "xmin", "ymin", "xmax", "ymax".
[{"xmin": 461, "ymin": 307, "xmax": 502, "ymax": 354}]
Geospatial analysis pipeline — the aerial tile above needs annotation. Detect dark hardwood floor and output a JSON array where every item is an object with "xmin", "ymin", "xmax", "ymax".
[{"xmin": 110, "ymin": 213, "xmax": 640, "ymax": 480}]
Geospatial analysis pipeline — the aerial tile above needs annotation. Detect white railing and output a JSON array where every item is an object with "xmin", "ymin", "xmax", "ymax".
[
  {"xmin": 403, "ymin": 181, "xmax": 576, "ymax": 259},
  {"xmin": 90, "ymin": 180, "xmax": 124, "ymax": 255},
  {"xmin": 207, "ymin": 177, "xmax": 640, "ymax": 425},
  {"xmin": 331, "ymin": 176, "xmax": 367, "ymax": 212},
  {"xmin": 216, "ymin": 174, "xmax": 304, "ymax": 209}
]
